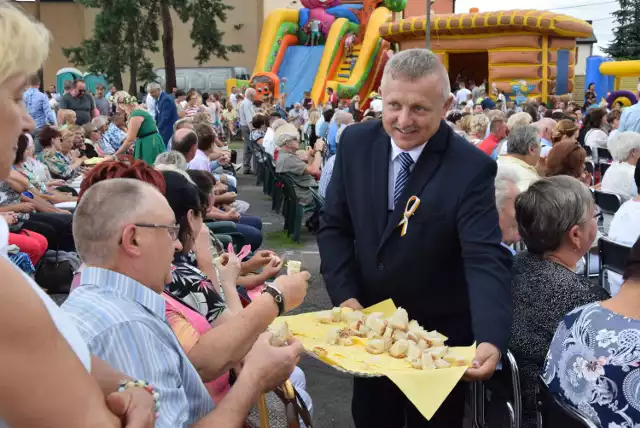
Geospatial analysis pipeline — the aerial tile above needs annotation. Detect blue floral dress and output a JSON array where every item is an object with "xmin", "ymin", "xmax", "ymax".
[{"xmin": 544, "ymin": 302, "xmax": 640, "ymax": 428}]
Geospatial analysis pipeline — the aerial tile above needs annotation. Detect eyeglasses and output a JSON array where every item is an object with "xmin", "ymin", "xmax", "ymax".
[{"xmin": 134, "ymin": 223, "xmax": 180, "ymax": 241}]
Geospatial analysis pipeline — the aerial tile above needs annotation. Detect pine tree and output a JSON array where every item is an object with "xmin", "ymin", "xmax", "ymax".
[
  {"xmin": 159, "ymin": 0, "xmax": 244, "ymax": 92},
  {"xmin": 63, "ymin": 0, "xmax": 160, "ymax": 94},
  {"xmin": 603, "ymin": 0, "xmax": 640, "ymax": 60}
]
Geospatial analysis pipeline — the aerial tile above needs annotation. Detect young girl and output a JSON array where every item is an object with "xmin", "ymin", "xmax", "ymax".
[{"xmin": 59, "ymin": 109, "xmax": 76, "ymax": 129}]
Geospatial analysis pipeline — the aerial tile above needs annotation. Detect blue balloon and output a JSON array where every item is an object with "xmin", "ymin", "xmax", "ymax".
[
  {"xmin": 326, "ymin": 4, "xmax": 362, "ymax": 24},
  {"xmin": 298, "ymin": 8, "xmax": 310, "ymax": 28}
]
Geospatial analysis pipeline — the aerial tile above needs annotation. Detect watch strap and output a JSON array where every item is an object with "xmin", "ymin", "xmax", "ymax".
[{"xmin": 263, "ymin": 285, "xmax": 285, "ymax": 316}]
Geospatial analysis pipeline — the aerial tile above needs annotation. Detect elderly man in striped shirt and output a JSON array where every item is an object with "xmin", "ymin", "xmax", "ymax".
[
  {"xmin": 63, "ymin": 179, "xmax": 308, "ymax": 427},
  {"xmin": 238, "ymin": 87, "xmax": 256, "ymax": 174}
]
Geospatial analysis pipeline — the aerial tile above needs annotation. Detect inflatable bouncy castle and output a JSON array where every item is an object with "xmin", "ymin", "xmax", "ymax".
[
  {"xmin": 246, "ymin": 0, "xmax": 406, "ymax": 106},
  {"xmin": 379, "ymin": 9, "xmax": 593, "ymax": 103}
]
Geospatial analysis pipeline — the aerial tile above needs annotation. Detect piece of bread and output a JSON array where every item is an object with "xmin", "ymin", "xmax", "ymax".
[{"xmin": 270, "ymin": 322, "xmax": 292, "ymax": 347}]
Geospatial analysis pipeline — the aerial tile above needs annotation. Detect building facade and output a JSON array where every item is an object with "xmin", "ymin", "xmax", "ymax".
[{"xmin": 13, "ymin": 0, "xmax": 264, "ymax": 90}]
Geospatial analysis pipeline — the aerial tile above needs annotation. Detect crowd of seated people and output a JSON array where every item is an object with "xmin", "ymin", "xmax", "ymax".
[{"xmin": 6, "ymin": 0, "xmax": 640, "ymax": 424}]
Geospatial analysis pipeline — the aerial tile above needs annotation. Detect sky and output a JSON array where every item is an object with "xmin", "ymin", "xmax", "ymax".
[{"xmin": 454, "ymin": 0, "xmax": 619, "ymax": 55}]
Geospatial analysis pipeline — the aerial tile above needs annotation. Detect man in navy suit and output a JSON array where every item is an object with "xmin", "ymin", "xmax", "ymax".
[
  {"xmin": 147, "ymin": 82, "xmax": 178, "ymax": 148},
  {"xmin": 317, "ymin": 49, "xmax": 513, "ymax": 427}
]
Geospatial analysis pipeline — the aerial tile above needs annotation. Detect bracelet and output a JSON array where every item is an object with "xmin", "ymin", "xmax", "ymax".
[{"xmin": 118, "ymin": 380, "xmax": 160, "ymax": 419}]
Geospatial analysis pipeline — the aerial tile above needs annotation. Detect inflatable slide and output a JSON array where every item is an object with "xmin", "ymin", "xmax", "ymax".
[{"xmin": 250, "ymin": 0, "xmax": 406, "ymax": 106}]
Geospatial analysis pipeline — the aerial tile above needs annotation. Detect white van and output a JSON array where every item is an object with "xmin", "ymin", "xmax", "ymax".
[{"xmin": 154, "ymin": 67, "xmax": 250, "ymax": 94}]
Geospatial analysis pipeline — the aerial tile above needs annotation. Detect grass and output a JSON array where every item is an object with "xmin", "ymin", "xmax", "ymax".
[
  {"xmin": 263, "ymin": 230, "xmax": 305, "ymax": 249},
  {"xmin": 228, "ymin": 142, "xmax": 243, "ymax": 151}
]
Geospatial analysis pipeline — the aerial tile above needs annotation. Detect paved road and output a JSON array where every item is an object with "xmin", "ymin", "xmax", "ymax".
[{"xmin": 235, "ymin": 172, "xmax": 356, "ymax": 428}]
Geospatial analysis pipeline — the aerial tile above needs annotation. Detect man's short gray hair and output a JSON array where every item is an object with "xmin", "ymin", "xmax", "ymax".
[
  {"xmin": 74, "ymin": 179, "xmax": 156, "ymax": 264},
  {"xmin": 495, "ymin": 169, "xmax": 520, "ymax": 211},
  {"xmin": 334, "ymin": 110, "xmax": 354, "ymax": 126},
  {"xmin": 381, "ymin": 49, "xmax": 450, "ymax": 101},
  {"xmin": 146, "ymin": 82, "xmax": 161, "ymax": 92},
  {"xmin": 506, "ymin": 112, "xmax": 532, "ymax": 130},
  {"xmin": 245, "ymin": 88, "xmax": 256, "ymax": 97},
  {"xmin": 515, "ymin": 175, "xmax": 594, "ymax": 254},
  {"xmin": 154, "ymin": 150, "xmax": 188, "ymax": 171},
  {"xmin": 507, "ymin": 125, "xmax": 540, "ymax": 155},
  {"xmin": 608, "ymin": 131, "xmax": 640, "ymax": 162},
  {"xmin": 173, "ymin": 118, "xmax": 193, "ymax": 132}
]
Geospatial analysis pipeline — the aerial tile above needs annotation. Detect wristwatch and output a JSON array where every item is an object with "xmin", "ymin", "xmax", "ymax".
[{"xmin": 262, "ymin": 284, "xmax": 285, "ymax": 316}]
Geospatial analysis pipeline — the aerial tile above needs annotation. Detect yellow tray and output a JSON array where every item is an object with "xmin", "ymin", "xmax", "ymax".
[{"xmin": 275, "ymin": 299, "xmax": 476, "ymax": 421}]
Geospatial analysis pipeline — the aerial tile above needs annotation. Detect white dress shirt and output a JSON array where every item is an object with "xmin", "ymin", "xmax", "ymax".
[
  {"xmin": 388, "ymin": 138, "xmax": 427, "ymax": 210},
  {"xmin": 145, "ymin": 93, "xmax": 157, "ymax": 121},
  {"xmin": 263, "ymin": 127, "xmax": 276, "ymax": 157}
]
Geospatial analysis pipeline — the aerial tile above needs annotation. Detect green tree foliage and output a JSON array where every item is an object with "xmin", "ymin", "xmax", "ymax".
[
  {"xmin": 603, "ymin": 0, "xmax": 640, "ymax": 60},
  {"xmin": 383, "ymin": 0, "xmax": 407, "ymax": 13},
  {"xmin": 63, "ymin": 0, "xmax": 160, "ymax": 94}
]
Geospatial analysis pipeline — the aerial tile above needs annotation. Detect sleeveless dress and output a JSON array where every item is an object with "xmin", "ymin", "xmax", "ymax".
[
  {"xmin": 131, "ymin": 109, "xmax": 166, "ymax": 165},
  {"xmin": 0, "ymin": 217, "xmax": 91, "ymax": 428}
]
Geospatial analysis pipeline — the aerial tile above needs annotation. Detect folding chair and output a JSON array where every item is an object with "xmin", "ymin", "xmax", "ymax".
[
  {"xmin": 593, "ymin": 190, "xmax": 622, "ymax": 215},
  {"xmin": 598, "ymin": 237, "xmax": 631, "ymax": 293},
  {"xmin": 597, "ymin": 147, "xmax": 613, "ymax": 163},
  {"xmin": 536, "ymin": 376, "xmax": 598, "ymax": 428},
  {"xmin": 474, "ymin": 350, "xmax": 522, "ymax": 428}
]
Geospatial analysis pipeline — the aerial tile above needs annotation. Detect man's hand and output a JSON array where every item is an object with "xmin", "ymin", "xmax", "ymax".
[
  {"xmin": 273, "ymin": 271, "xmax": 310, "ymax": 312},
  {"xmin": 463, "ymin": 342, "xmax": 501, "ymax": 382},
  {"xmin": 106, "ymin": 387, "xmax": 156, "ymax": 428},
  {"xmin": 242, "ymin": 333, "xmax": 303, "ymax": 392},
  {"xmin": 340, "ymin": 298, "xmax": 363, "ymax": 311},
  {"xmin": 314, "ymin": 139, "xmax": 325, "ymax": 152}
]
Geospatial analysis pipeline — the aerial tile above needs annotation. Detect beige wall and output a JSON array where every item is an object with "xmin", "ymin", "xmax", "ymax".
[
  {"xmin": 13, "ymin": 0, "xmax": 263, "ymax": 89},
  {"xmin": 405, "ymin": 0, "xmax": 454, "ymax": 17},
  {"xmin": 263, "ymin": 0, "xmax": 302, "ymax": 19}
]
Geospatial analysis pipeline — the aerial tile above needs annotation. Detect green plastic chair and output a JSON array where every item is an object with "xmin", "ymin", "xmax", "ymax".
[{"xmin": 278, "ymin": 173, "xmax": 322, "ymax": 242}]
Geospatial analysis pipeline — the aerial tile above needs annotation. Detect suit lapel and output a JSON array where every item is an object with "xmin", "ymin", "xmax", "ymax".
[
  {"xmin": 377, "ymin": 121, "xmax": 451, "ymax": 253},
  {"xmin": 371, "ymin": 130, "xmax": 391, "ymax": 240}
]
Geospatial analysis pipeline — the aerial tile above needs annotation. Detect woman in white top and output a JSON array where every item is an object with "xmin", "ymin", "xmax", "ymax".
[
  {"xmin": 583, "ymin": 107, "xmax": 609, "ymax": 153},
  {"xmin": 263, "ymin": 118, "xmax": 287, "ymax": 158},
  {"xmin": 607, "ymin": 162, "xmax": 640, "ymax": 294},
  {"xmin": 0, "ymin": 4, "xmax": 154, "ymax": 427},
  {"xmin": 601, "ymin": 131, "xmax": 640, "ymax": 199}
]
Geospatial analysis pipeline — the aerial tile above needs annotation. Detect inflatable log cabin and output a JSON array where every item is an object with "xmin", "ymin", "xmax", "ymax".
[{"xmin": 379, "ymin": 10, "xmax": 593, "ymax": 102}]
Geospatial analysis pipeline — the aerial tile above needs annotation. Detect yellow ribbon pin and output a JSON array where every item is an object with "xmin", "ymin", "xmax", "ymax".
[{"xmin": 397, "ymin": 196, "xmax": 421, "ymax": 237}]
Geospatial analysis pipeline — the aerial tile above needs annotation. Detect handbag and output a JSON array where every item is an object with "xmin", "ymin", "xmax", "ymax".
[
  {"xmin": 34, "ymin": 250, "xmax": 80, "ymax": 294},
  {"xmin": 246, "ymin": 380, "xmax": 313, "ymax": 428}
]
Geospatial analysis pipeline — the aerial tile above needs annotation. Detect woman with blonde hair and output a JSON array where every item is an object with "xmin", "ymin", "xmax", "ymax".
[
  {"xmin": 0, "ymin": 3, "xmax": 156, "ymax": 426},
  {"xmin": 112, "ymin": 90, "xmax": 166, "ymax": 164},
  {"xmin": 458, "ymin": 113, "xmax": 473, "ymax": 139},
  {"xmin": 469, "ymin": 114, "xmax": 489, "ymax": 144},
  {"xmin": 304, "ymin": 110, "xmax": 321, "ymax": 145},
  {"xmin": 551, "ymin": 119, "xmax": 579, "ymax": 145}
]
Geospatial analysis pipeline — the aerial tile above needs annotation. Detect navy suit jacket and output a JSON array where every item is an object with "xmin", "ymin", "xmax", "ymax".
[
  {"xmin": 317, "ymin": 120, "xmax": 513, "ymax": 353},
  {"xmin": 157, "ymin": 92, "xmax": 178, "ymax": 146}
]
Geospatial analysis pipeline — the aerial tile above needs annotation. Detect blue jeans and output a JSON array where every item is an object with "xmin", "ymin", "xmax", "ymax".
[{"xmin": 236, "ymin": 215, "xmax": 263, "ymax": 250}]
